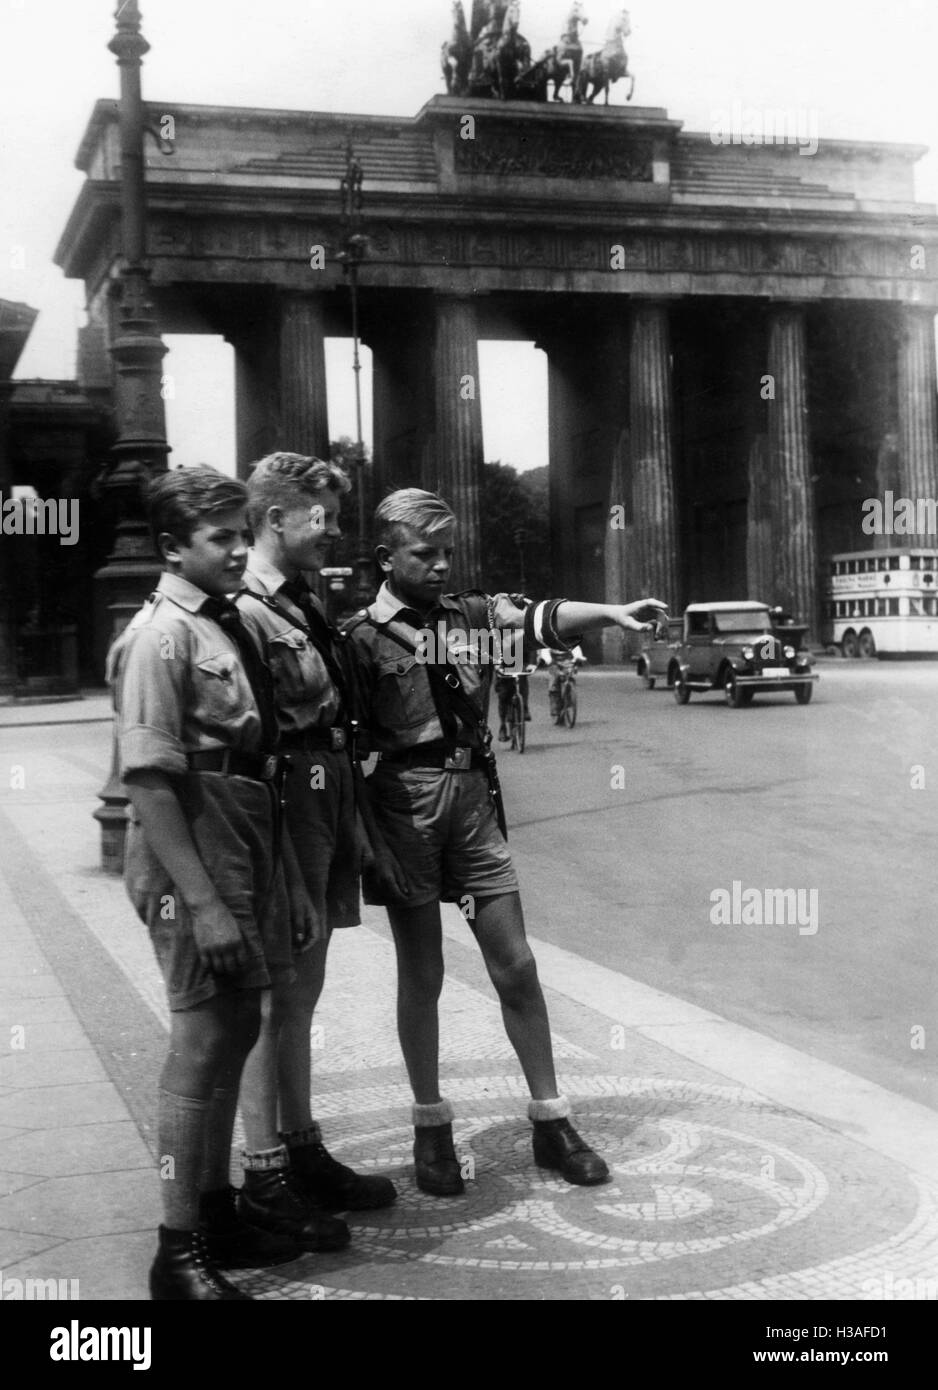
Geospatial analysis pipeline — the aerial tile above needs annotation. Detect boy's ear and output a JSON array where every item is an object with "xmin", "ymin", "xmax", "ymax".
[
  {"xmin": 157, "ymin": 531, "xmax": 183, "ymax": 565},
  {"xmin": 375, "ymin": 543, "xmax": 394, "ymax": 573},
  {"xmin": 261, "ymin": 504, "xmax": 284, "ymax": 534}
]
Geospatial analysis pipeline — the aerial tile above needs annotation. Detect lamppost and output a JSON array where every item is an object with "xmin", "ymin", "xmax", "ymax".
[
  {"xmin": 336, "ymin": 142, "xmax": 374, "ymax": 608},
  {"xmin": 93, "ymin": 0, "xmax": 174, "ymax": 871}
]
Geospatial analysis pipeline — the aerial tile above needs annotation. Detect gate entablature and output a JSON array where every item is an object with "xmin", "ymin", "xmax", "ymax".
[{"xmin": 57, "ymin": 96, "xmax": 938, "ymax": 308}]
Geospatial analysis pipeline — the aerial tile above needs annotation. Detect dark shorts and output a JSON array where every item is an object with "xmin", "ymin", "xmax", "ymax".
[
  {"xmin": 125, "ymin": 771, "xmax": 293, "ymax": 1012},
  {"xmin": 365, "ymin": 762, "xmax": 518, "ymax": 909},
  {"xmin": 282, "ymin": 747, "xmax": 361, "ymax": 932}
]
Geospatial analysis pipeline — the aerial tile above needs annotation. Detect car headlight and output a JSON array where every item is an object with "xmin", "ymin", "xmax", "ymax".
[
  {"xmin": 784, "ymin": 645, "xmax": 795, "ymax": 660},
  {"xmin": 741, "ymin": 645, "xmax": 754, "ymax": 661}
]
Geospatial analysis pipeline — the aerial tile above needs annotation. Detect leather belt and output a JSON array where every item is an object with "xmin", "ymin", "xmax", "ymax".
[
  {"xmin": 186, "ymin": 748, "xmax": 281, "ymax": 781},
  {"xmin": 380, "ymin": 744, "xmax": 483, "ymax": 771},
  {"xmin": 280, "ymin": 726, "xmax": 348, "ymax": 752}
]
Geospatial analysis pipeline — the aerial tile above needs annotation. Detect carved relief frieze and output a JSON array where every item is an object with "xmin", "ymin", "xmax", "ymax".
[
  {"xmin": 146, "ymin": 210, "xmax": 932, "ymax": 297},
  {"xmin": 454, "ymin": 130, "xmax": 653, "ymax": 181}
]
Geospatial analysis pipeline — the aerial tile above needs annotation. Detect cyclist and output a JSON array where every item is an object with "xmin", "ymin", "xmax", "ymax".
[
  {"xmin": 495, "ymin": 656, "xmax": 535, "ymax": 743},
  {"xmin": 541, "ymin": 644, "xmax": 586, "ymax": 721}
]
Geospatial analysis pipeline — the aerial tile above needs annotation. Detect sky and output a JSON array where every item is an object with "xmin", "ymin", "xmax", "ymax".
[{"xmin": 2, "ymin": 0, "xmax": 937, "ymax": 473}]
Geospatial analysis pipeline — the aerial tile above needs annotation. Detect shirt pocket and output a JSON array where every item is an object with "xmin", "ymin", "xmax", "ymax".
[
  {"xmin": 374, "ymin": 652, "xmax": 430, "ymax": 731},
  {"xmin": 267, "ymin": 627, "xmax": 325, "ymax": 704},
  {"xmin": 193, "ymin": 652, "xmax": 254, "ymax": 724}
]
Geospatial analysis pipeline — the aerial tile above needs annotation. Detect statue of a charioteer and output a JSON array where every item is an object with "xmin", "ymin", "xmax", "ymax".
[{"xmin": 441, "ymin": 2, "xmax": 635, "ymax": 104}]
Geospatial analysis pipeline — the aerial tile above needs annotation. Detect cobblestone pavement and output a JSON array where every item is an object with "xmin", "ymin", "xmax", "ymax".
[{"xmin": 1, "ymin": 700, "xmax": 937, "ymax": 1302}]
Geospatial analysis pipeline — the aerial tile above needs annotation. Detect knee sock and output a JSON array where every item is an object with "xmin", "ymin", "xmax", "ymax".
[
  {"xmin": 157, "ymin": 1088, "xmax": 210, "ymax": 1230},
  {"xmin": 280, "ymin": 1123, "xmax": 322, "ymax": 1150},
  {"xmin": 199, "ymin": 1086, "xmax": 240, "ymax": 1193},
  {"xmin": 528, "ymin": 1094, "xmax": 569, "ymax": 1123},
  {"xmin": 242, "ymin": 1142, "xmax": 290, "ymax": 1174}
]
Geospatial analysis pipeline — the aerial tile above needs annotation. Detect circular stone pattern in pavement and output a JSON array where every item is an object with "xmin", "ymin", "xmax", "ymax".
[{"xmin": 237, "ymin": 1075, "xmax": 935, "ymax": 1301}]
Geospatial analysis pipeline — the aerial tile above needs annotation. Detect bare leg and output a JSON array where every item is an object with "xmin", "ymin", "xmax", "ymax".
[
  {"xmin": 238, "ymin": 984, "xmax": 290, "ymax": 1153},
  {"xmin": 277, "ymin": 937, "xmax": 330, "ymax": 1132},
  {"xmin": 386, "ymin": 900, "xmax": 445, "ymax": 1105},
  {"xmin": 469, "ymin": 891, "xmax": 558, "ymax": 1100}
]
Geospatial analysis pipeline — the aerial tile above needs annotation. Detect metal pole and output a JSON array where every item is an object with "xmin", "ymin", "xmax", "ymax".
[
  {"xmin": 338, "ymin": 143, "xmax": 373, "ymax": 607},
  {"xmin": 94, "ymin": 0, "xmax": 172, "ymax": 872}
]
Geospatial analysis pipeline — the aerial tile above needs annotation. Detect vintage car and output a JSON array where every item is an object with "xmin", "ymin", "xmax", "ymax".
[
  {"xmin": 635, "ymin": 617, "xmax": 684, "ymax": 688},
  {"xmin": 672, "ymin": 601, "xmax": 818, "ymax": 707}
]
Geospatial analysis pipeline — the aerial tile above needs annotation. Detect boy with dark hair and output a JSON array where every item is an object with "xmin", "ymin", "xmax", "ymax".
[
  {"xmin": 108, "ymin": 464, "xmax": 317, "ymax": 1299},
  {"xmin": 233, "ymin": 452, "xmax": 398, "ymax": 1241},
  {"xmin": 345, "ymin": 487, "xmax": 667, "ymax": 1196}
]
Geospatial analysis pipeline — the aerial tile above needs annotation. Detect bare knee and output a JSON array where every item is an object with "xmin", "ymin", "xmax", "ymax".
[
  {"xmin": 399, "ymin": 956, "xmax": 445, "ymax": 1005},
  {"xmin": 490, "ymin": 950, "xmax": 540, "ymax": 1011}
]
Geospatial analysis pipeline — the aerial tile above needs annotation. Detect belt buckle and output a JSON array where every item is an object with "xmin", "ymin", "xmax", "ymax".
[
  {"xmin": 261, "ymin": 754, "xmax": 278, "ymax": 781},
  {"xmin": 445, "ymin": 746, "xmax": 470, "ymax": 771},
  {"xmin": 330, "ymin": 727, "xmax": 347, "ymax": 751}
]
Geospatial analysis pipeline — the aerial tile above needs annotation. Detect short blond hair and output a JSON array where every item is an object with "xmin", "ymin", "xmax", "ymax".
[
  {"xmin": 246, "ymin": 452, "xmax": 350, "ymax": 531},
  {"xmin": 374, "ymin": 488, "xmax": 456, "ymax": 549}
]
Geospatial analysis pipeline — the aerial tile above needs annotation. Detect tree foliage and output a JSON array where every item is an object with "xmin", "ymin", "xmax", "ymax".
[{"xmin": 479, "ymin": 461, "xmax": 551, "ymax": 598}]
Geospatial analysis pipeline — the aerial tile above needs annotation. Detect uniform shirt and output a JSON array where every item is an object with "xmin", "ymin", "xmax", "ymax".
[
  {"xmin": 236, "ymin": 550, "xmax": 341, "ymax": 734},
  {"xmin": 346, "ymin": 582, "xmax": 573, "ymax": 755},
  {"xmin": 107, "ymin": 570, "xmax": 264, "ymax": 780}
]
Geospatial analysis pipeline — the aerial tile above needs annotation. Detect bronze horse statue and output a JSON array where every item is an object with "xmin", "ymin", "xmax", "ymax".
[
  {"xmin": 441, "ymin": 0, "xmax": 472, "ymax": 95},
  {"xmin": 486, "ymin": 1, "xmax": 532, "ymax": 100},
  {"xmin": 575, "ymin": 8, "xmax": 635, "ymax": 104},
  {"xmin": 514, "ymin": 47, "xmax": 570, "ymax": 102}
]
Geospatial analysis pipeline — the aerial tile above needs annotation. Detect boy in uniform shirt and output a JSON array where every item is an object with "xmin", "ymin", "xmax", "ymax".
[
  {"xmin": 109, "ymin": 465, "xmax": 317, "ymax": 1299},
  {"xmin": 344, "ymin": 487, "xmax": 667, "ymax": 1196},
  {"xmin": 234, "ymin": 453, "xmax": 399, "ymax": 1238}
]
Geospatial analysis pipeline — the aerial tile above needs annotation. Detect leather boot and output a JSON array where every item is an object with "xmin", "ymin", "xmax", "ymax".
[
  {"xmin": 239, "ymin": 1166, "xmax": 351, "ymax": 1251},
  {"xmin": 199, "ymin": 1185, "xmax": 300, "ymax": 1268},
  {"xmin": 529, "ymin": 1097, "xmax": 610, "ymax": 1186},
  {"xmin": 283, "ymin": 1128, "xmax": 397, "ymax": 1211},
  {"xmin": 412, "ymin": 1099, "xmax": 464, "ymax": 1197},
  {"xmin": 149, "ymin": 1225, "xmax": 253, "ymax": 1301}
]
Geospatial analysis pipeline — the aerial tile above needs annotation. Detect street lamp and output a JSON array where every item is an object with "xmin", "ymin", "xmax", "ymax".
[
  {"xmin": 336, "ymin": 142, "xmax": 373, "ymax": 607},
  {"xmin": 93, "ymin": 0, "xmax": 173, "ymax": 872}
]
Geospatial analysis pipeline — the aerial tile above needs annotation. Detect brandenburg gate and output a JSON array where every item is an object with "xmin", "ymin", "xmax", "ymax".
[{"xmin": 56, "ymin": 89, "xmax": 938, "ymax": 656}]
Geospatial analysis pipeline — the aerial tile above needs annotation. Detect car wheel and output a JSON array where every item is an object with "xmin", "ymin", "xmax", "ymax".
[
  {"xmin": 666, "ymin": 663, "xmax": 679, "ymax": 689},
  {"xmin": 858, "ymin": 629, "xmax": 877, "ymax": 659},
  {"xmin": 740, "ymin": 688, "xmax": 754, "ymax": 706},
  {"xmin": 841, "ymin": 630, "xmax": 859, "ymax": 659},
  {"xmin": 674, "ymin": 676, "xmax": 691, "ymax": 705},
  {"xmin": 794, "ymin": 683, "xmax": 813, "ymax": 705},
  {"xmin": 723, "ymin": 672, "xmax": 745, "ymax": 708}
]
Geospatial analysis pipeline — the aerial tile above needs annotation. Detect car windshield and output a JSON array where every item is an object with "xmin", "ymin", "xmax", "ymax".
[{"xmin": 713, "ymin": 610, "xmax": 772, "ymax": 634}]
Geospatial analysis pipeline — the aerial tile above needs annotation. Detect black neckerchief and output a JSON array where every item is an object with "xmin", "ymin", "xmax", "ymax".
[{"xmin": 200, "ymin": 596, "xmax": 278, "ymax": 749}]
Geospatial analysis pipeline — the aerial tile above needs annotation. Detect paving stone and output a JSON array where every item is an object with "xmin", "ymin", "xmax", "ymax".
[
  {"xmin": 0, "ymin": 1048, "xmax": 108, "ymax": 1089},
  {"xmin": 0, "ymin": 1170, "xmax": 158, "ymax": 1240},
  {"xmin": 0, "ymin": 1083, "xmax": 130, "ymax": 1131},
  {"xmin": 0, "ymin": 1121, "xmax": 153, "ymax": 1178}
]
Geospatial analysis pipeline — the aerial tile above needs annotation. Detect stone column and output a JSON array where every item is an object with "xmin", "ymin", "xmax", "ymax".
[
  {"xmin": 898, "ymin": 305, "xmax": 938, "ymax": 546},
  {"xmin": 0, "ymin": 380, "xmax": 15, "ymax": 691},
  {"xmin": 746, "ymin": 433, "xmax": 774, "ymax": 600},
  {"xmin": 766, "ymin": 304, "xmax": 817, "ymax": 630},
  {"xmin": 279, "ymin": 293, "xmax": 329, "ymax": 457},
  {"xmin": 433, "ymin": 295, "xmax": 484, "ymax": 585},
  {"xmin": 629, "ymin": 300, "xmax": 679, "ymax": 606}
]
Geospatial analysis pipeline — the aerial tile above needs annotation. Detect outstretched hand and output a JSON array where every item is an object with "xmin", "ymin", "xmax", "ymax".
[{"xmin": 611, "ymin": 598, "xmax": 669, "ymax": 635}]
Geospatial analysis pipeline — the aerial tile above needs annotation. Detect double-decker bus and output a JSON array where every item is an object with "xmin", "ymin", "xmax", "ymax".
[{"xmin": 822, "ymin": 549, "xmax": 938, "ymax": 657}]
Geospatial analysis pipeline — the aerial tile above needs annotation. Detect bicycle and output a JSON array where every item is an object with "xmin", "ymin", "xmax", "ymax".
[
  {"xmin": 553, "ymin": 659, "xmax": 578, "ymax": 728},
  {"xmin": 495, "ymin": 667, "xmax": 531, "ymax": 753}
]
